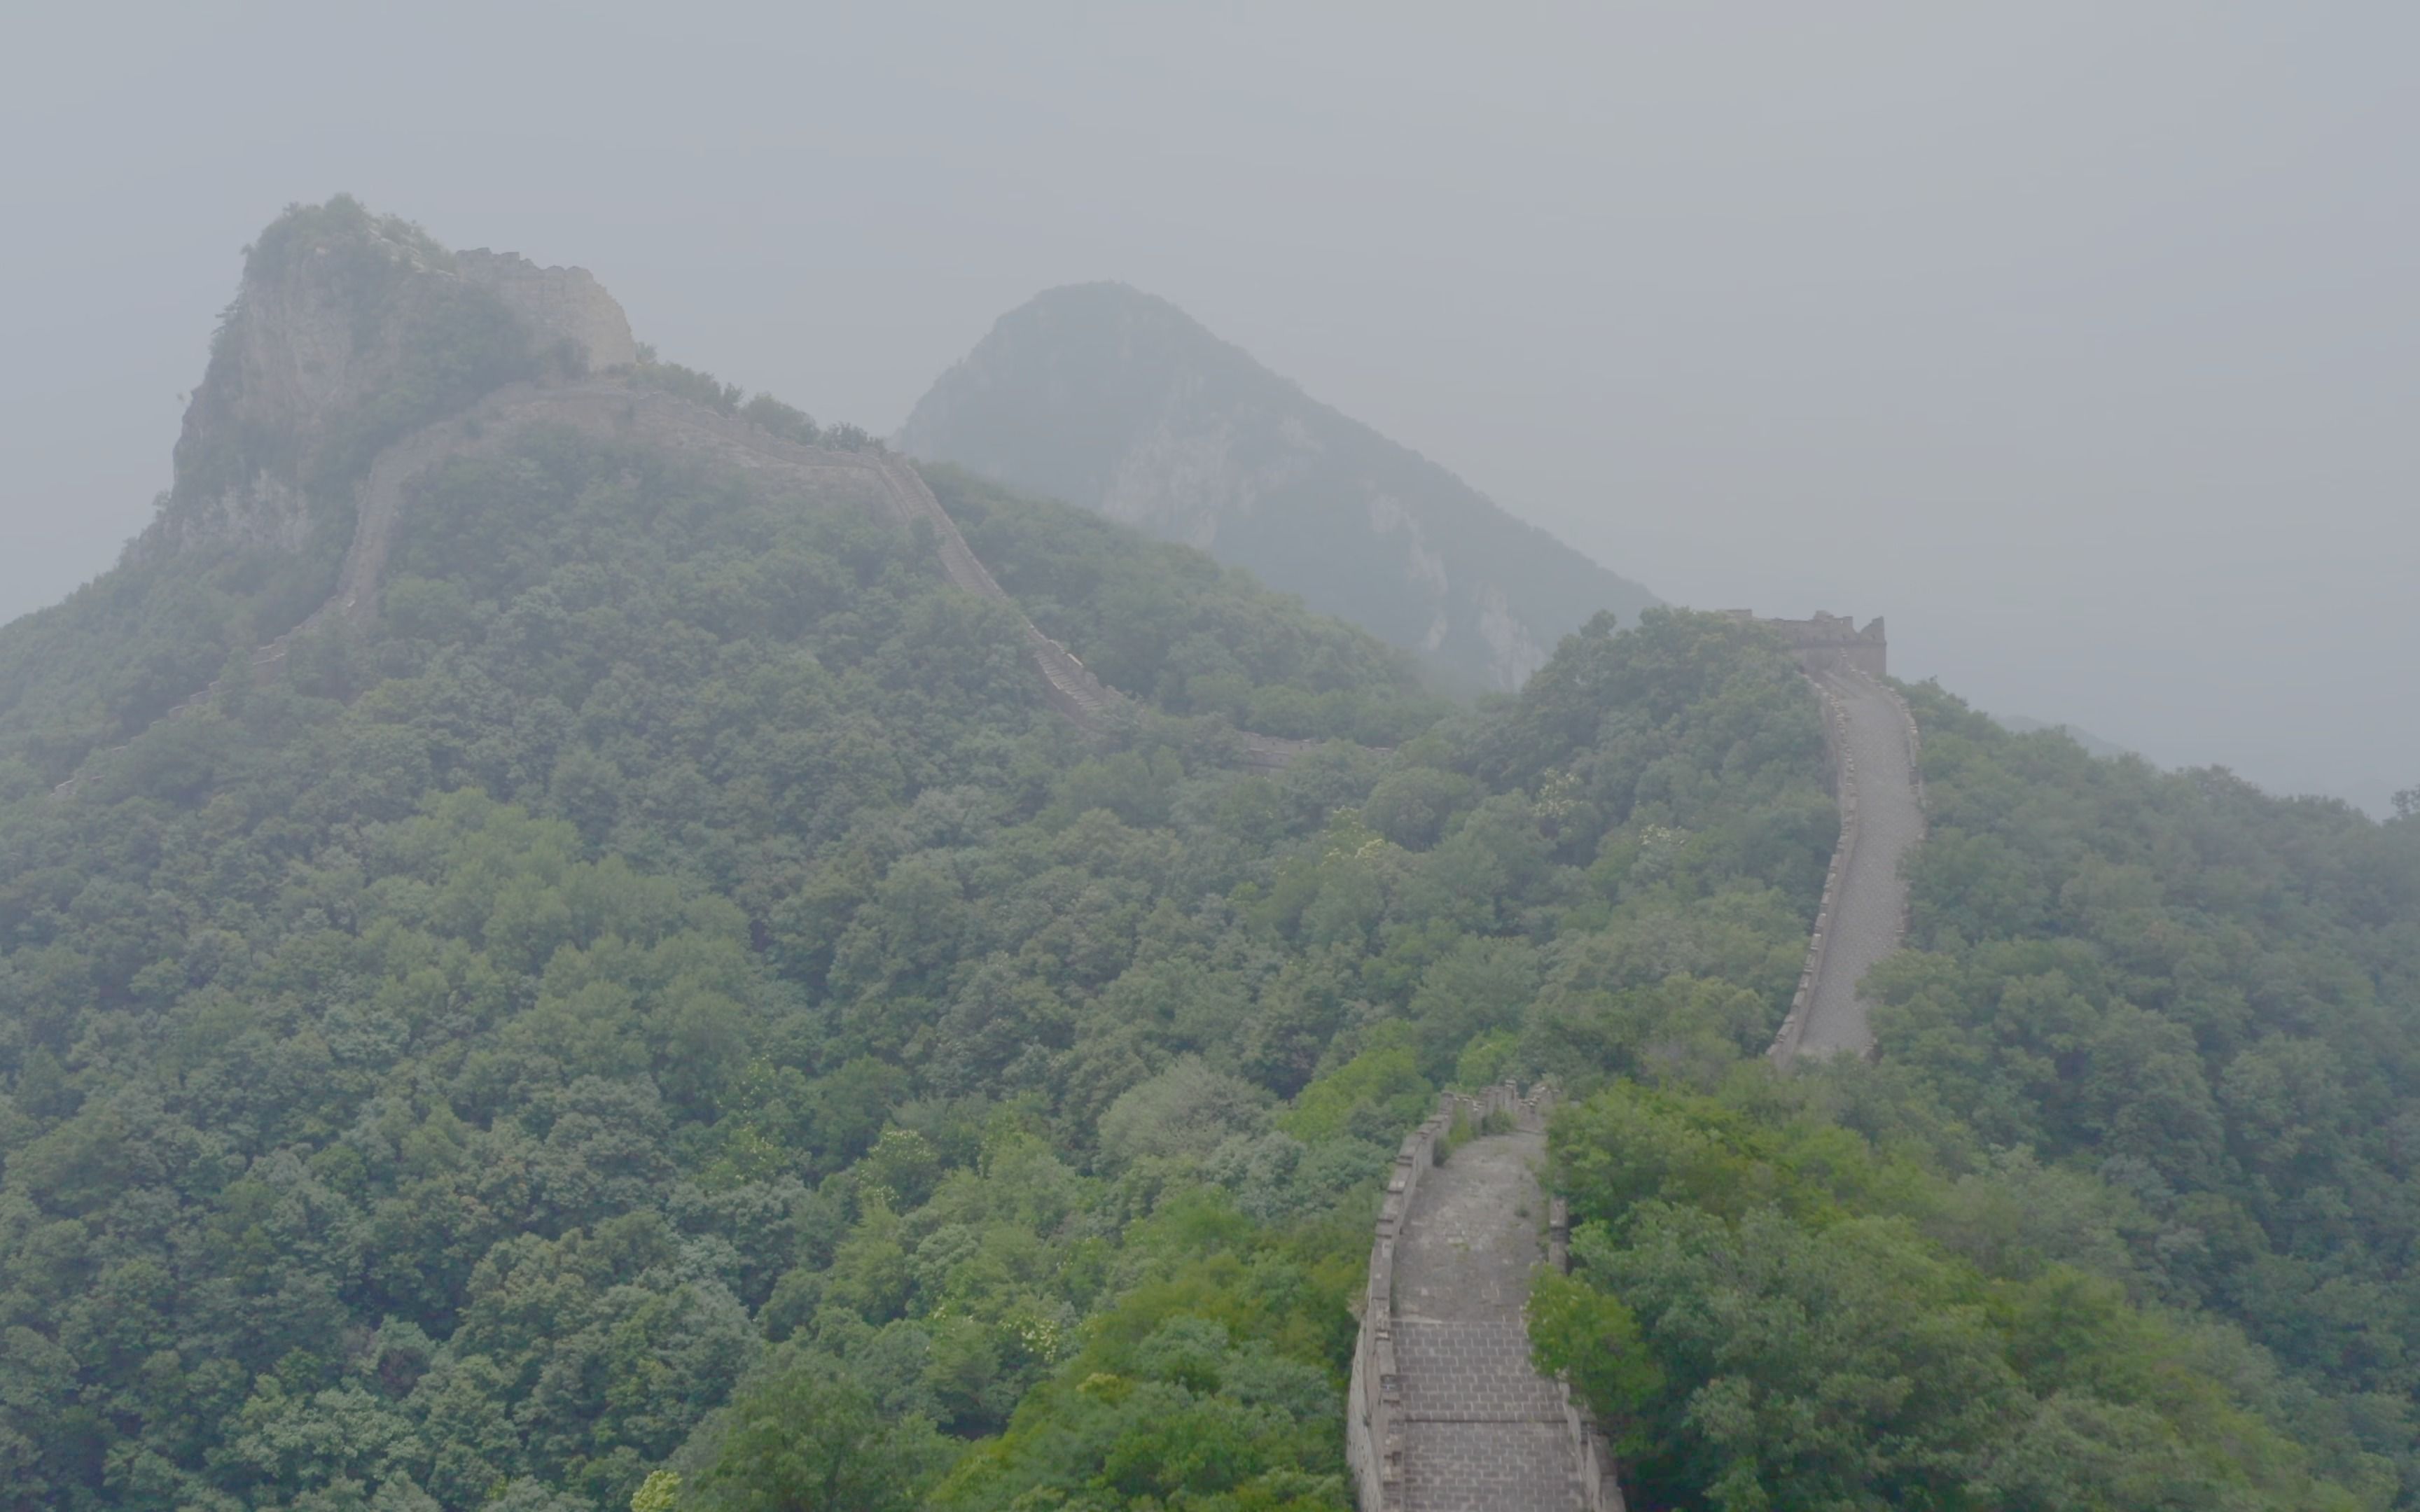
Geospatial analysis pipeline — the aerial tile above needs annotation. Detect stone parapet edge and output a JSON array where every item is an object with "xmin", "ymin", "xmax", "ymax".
[
  {"xmin": 1766, "ymin": 676, "xmax": 1858, "ymax": 1062},
  {"xmin": 1347, "ymin": 1081, "xmax": 1620, "ymax": 1511},
  {"xmin": 1546, "ymin": 1195, "xmax": 1629, "ymax": 1512},
  {"xmin": 1765, "ymin": 669, "xmax": 1925, "ymax": 1063}
]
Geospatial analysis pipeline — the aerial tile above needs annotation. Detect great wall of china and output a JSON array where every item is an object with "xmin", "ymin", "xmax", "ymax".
[
  {"xmin": 1344, "ymin": 615, "xmax": 1922, "ymax": 1511},
  {"xmin": 1346, "ymin": 1082, "xmax": 1625, "ymax": 1512},
  {"xmin": 1744, "ymin": 613, "xmax": 1926, "ymax": 1062},
  {"xmin": 58, "ymin": 233, "xmax": 1931, "ymax": 1510},
  {"xmin": 54, "ymin": 379, "xmax": 1329, "ymax": 799},
  {"xmin": 57, "ymin": 366, "xmax": 1929, "ymax": 1512}
]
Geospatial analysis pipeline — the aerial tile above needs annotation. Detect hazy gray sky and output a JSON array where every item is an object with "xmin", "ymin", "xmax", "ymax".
[{"xmin": 4, "ymin": 4, "xmax": 2412, "ymax": 812}]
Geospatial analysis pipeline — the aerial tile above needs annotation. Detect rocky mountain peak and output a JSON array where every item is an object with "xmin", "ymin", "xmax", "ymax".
[{"xmin": 146, "ymin": 196, "xmax": 635, "ymax": 560}]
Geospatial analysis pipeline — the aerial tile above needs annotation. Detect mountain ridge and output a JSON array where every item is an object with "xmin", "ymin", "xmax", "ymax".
[
  {"xmin": 149, "ymin": 195, "xmax": 634, "ymax": 565},
  {"xmin": 23, "ymin": 211, "xmax": 1382, "ymax": 803}
]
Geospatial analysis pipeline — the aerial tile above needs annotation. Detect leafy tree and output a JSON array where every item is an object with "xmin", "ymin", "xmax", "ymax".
[
  {"xmin": 692, "ymin": 1363, "xmax": 943, "ymax": 1512},
  {"xmin": 1536, "ymin": 1081, "xmax": 2372, "ymax": 1510}
]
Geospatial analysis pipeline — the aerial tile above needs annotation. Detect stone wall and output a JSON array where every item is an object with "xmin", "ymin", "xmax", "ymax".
[
  {"xmin": 457, "ymin": 249, "xmax": 639, "ymax": 372},
  {"xmin": 1766, "ymin": 668, "xmax": 1924, "ymax": 1063},
  {"xmin": 863, "ymin": 452, "xmax": 1130, "ymax": 729},
  {"xmin": 1345, "ymin": 1082, "xmax": 1622, "ymax": 1512},
  {"xmin": 59, "ymin": 374, "xmax": 1354, "ymax": 797},
  {"xmin": 1725, "ymin": 610, "xmax": 1888, "ymax": 678},
  {"xmin": 1765, "ymin": 677, "xmax": 1856, "ymax": 1062}
]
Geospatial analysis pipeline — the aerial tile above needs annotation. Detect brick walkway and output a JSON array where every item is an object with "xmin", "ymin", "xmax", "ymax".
[
  {"xmin": 1392, "ymin": 1131, "xmax": 1578, "ymax": 1511},
  {"xmin": 1797, "ymin": 671, "xmax": 1922, "ymax": 1056}
]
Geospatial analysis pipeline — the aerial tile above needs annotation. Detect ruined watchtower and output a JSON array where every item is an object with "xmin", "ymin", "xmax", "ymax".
[{"xmin": 1725, "ymin": 610, "xmax": 1888, "ymax": 678}]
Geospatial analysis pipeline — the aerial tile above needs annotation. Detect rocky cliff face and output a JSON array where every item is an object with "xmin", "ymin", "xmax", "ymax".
[
  {"xmin": 42, "ymin": 214, "xmax": 1359, "ymax": 799},
  {"xmin": 899, "ymin": 283, "xmax": 1659, "ymax": 690},
  {"xmin": 145, "ymin": 197, "xmax": 635, "ymax": 560}
]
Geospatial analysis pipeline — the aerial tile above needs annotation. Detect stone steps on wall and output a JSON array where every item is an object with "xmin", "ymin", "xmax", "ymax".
[{"xmin": 1346, "ymin": 1086, "xmax": 1625, "ymax": 1512}]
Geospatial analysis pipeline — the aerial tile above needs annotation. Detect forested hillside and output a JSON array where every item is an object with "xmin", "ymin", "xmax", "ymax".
[
  {"xmin": 1877, "ymin": 695, "xmax": 2420, "ymax": 1493},
  {"xmin": 4, "ymin": 200, "xmax": 2416, "ymax": 1512},
  {"xmin": 0, "ymin": 199, "xmax": 1837, "ymax": 1507},
  {"xmin": 0, "ymin": 381, "xmax": 1829, "ymax": 1511},
  {"xmin": 1532, "ymin": 701, "xmax": 2420, "ymax": 1508}
]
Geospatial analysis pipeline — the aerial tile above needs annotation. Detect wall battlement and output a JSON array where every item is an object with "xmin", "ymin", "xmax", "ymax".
[
  {"xmin": 456, "ymin": 248, "xmax": 639, "ymax": 372},
  {"xmin": 1725, "ymin": 610, "xmax": 1888, "ymax": 678}
]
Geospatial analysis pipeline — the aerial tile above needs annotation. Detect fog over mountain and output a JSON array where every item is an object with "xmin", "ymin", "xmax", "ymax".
[
  {"xmin": 900, "ymin": 283, "xmax": 1660, "ymax": 690},
  {"xmin": 4, "ymin": 4, "xmax": 2414, "ymax": 811},
  {"xmin": 6, "ymin": 15, "xmax": 2420, "ymax": 1506}
]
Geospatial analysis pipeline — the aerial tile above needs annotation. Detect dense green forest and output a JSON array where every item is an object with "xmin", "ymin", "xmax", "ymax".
[
  {"xmin": 4, "ymin": 201, "xmax": 2418, "ymax": 1511},
  {"xmin": 1531, "ymin": 701, "xmax": 2420, "ymax": 1508},
  {"xmin": 0, "ymin": 372, "xmax": 1840, "ymax": 1511},
  {"xmin": 0, "ymin": 198, "xmax": 557, "ymax": 797}
]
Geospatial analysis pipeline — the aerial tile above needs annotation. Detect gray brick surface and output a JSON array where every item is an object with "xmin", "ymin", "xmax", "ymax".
[
  {"xmin": 1797, "ymin": 672, "xmax": 1921, "ymax": 1056},
  {"xmin": 1403, "ymin": 1420, "xmax": 1576, "ymax": 1511},
  {"xmin": 1392, "ymin": 1131, "xmax": 1580, "ymax": 1511}
]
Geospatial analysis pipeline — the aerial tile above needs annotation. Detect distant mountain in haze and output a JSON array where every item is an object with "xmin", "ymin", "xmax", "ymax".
[{"xmin": 898, "ymin": 283, "xmax": 1660, "ymax": 691}]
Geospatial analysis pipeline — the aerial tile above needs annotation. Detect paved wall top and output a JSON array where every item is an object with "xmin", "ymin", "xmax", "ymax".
[
  {"xmin": 1347, "ymin": 1084, "xmax": 1623, "ymax": 1512},
  {"xmin": 1767, "ymin": 668, "xmax": 1924, "ymax": 1061}
]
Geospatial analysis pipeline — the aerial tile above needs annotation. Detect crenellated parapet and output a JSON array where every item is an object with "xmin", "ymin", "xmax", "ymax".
[{"xmin": 1724, "ymin": 610, "xmax": 1889, "ymax": 679}]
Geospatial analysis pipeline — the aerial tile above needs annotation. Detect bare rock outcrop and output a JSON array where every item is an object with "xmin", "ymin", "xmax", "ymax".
[
  {"xmin": 60, "ymin": 201, "xmax": 1354, "ymax": 801},
  {"xmin": 140, "ymin": 197, "xmax": 634, "ymax": 563}
]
